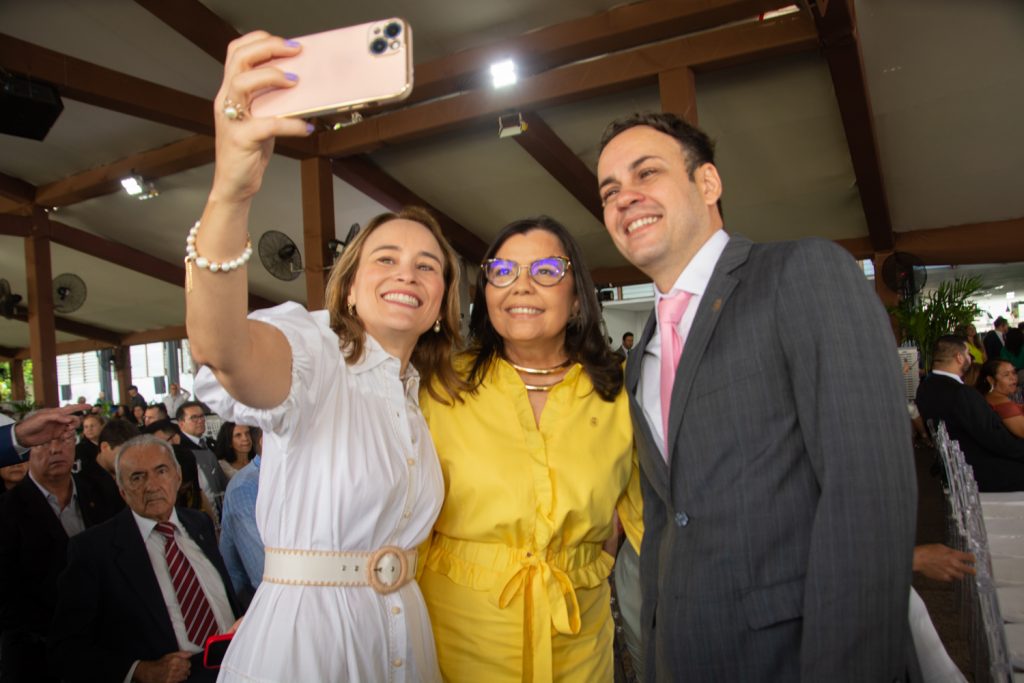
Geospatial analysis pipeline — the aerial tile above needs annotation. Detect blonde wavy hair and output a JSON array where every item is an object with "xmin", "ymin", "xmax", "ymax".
[{"xmin": 324, "ymin": 206, "xmax": 467, "ymax": 404}]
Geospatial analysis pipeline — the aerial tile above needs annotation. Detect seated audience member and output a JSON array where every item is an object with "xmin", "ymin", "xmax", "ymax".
[
  {"xmin": 127, "ymin": 384, "xmax": 147, "ymax": 411},
  {"xmin": 0, "ymin": 460, "xmax": 28, "ymax": 495},
  {"xmin": 49, "ymin": 435, "xmax": 239, "ymax": 683},
  {"xmin": 219, "ymin": 452, "xmax": 263, "ymax": 608},
  {"xmin": 1002, "ymin": 327, "xmax": 1024, "ymax": 370},
  {"xmin": 213, "ymin": 422, "xmax": 254, "ymax": 481},
  {"xmin": 95, "ymin": 419, "xmax": 141, "ymax": 477},
  {"xmin": 984, "ymin": 317, "xmax": 1009, "ymax": 361},
  {"xmin": 976, "ymin": 359, "xmax": 1024, "ymax": 438},
  {"xmin": 132, "ymin": 404, "xmax": 147, "ymax": 428},
  {"xmin": 144, "ymin": 403, "xmax": 170, "ymax": 426},
  {"xmin": 957, "ymin": 323, "xmax": 986, "ymax": 366},
  {"xmin": 0, "ymin": 405, "xmax": 89, "ymax": 469},
  {"xmin": 74, "ymin": 414, "xmax": 104, "ymax": 469},
  {"xmin": 917, "ymin": 335, "xmax": 1024, "ymax": 491},
  {"xmin": 0, "ymin": 431, "xmax": 119, "ymax": 682},
  {"xmin": 112, "ymin": 404, "xmax": 132, "ymax": 421},
  {"xmin": 144, "ymin": 420, "xmax": 207, "ymax": 515},
  {"xmin": 614, "ymin": 331, "xmax": 634, "ymax": 359}
]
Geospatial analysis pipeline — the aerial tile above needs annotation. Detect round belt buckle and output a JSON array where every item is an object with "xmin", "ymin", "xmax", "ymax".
[{"xmin": 367, "ymin": 546, "xmax": 409, "ymax": 595}]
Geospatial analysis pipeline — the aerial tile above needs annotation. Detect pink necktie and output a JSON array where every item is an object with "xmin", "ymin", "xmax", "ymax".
[
  {"xmin": 155, "ymin": 522, "xmax": 219, "ymax": 645},
  {"xmin": 658, "ymin": 291, "xmax": 692, "ymax": 457}
]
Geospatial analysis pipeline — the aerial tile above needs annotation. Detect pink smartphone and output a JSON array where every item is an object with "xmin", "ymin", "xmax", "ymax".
[{"xmin": 250, "ymin": 18, "xmax": 413, "ymax": 119}]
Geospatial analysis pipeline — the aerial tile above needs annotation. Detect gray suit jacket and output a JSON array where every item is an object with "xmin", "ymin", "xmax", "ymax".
[{"xmin": 628, "ymin": 235, "xmax": 918, "ymax": 682}]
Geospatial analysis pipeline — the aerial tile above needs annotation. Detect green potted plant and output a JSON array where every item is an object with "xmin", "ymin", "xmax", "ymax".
[{"xmin": 890, "ymin": 275, "xmax": 984, "ymax": 372}]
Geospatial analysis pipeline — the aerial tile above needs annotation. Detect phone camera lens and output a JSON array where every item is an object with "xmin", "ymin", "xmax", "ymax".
[
  {"xmin": 370, "ymin": 37, "xmax": 388, "ymax": 54},
  {"xmin": 384, "ymin": 22, "xmax": 402, "ymax": 38}
]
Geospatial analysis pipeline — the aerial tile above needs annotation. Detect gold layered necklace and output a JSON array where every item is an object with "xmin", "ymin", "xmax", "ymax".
[{"xmin": 506, "ymin": 357, "xmax": 571, "ymax": 392}]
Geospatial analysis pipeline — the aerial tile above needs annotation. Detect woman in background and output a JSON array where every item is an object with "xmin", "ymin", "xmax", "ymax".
[
  {"xmin": 214, "ymin": 421, "xmax": 254, "ymax": 480},
  {"xmin": 977, "ymin": 358, "xmax": 1024, "ymax": 438}
]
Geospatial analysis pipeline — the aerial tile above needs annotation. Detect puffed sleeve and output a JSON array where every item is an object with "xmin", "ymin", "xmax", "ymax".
[{"xmin": 194, "ymin": 302, "xmax": 341, "ymax": 436}]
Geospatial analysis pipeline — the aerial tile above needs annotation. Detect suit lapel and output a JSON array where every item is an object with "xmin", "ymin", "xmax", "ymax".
[
  {"xmin": 665, "ymin": 236, "xmax": 752, "ymax": 456},
  {"xmin": 112, "ymin": 509, "xmax": 177, "ymax": 645},
  {"xmin": 626, "ymin": 311, "xmax": 673, "ymax": 505},
  {"xmin": 16, "ymin": 479, "xmax": 69, "ymax": 546}
]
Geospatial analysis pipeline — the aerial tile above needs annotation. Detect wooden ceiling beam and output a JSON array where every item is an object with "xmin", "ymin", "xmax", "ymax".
[
  {"xmin": 397, "ymin": 0, "xmax": 797, "ymax": 108},
  {"xmin": 10, "ymin": 306, "xmax": 123, "ymax": 346},
  {"xmin": 0, "ymin": 171, "xmax": 35, "ymax": 204},
  {"xmin": 44, "ymin": 220, "xmax": 277, "ymax": 310},
  {"xmin": 36, "ymin": 135, "xmax": 216, "ymax": 208},
  {"xmin": 810, "ymin": 0, "xmax": 893, "ymax": 252},
  {"xmin": 836, "ymin": 216, "xmax": 1024, "ymax": 265},
  {"xmin": 0, "ymin": 214, "xmax": 33, "ymax": 237},
  {"xmin": 300, "ymin": 157, "xmax": 334, "ymax": 311},
  {"xmin": 121, "ymin": 324, "xmax": 188, "ymax": 346},
  {"xmin": 331, "ymin": 156, "xmax": 488, "ymax": 263},
  {"xmin": 24, "ymin": 208, "xmax": 58, "ymax": 404},
  {"xmin": 134, "ymin": 0, "xmax": 239, "ymax": 63},
  {"xmin": 0, "ymin": 35, "xmax": 316, "ymax": 159},
  {"xmin": 513, "ymin": 113, "xmax": 602, "ymax": 221},
  {"xmin": 319, "ymin": 14, "xmax": 818, "ymax": 157}
]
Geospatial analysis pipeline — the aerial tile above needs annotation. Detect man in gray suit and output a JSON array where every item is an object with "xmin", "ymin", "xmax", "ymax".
[{"xmin": 596, "ymin": 112, "xmax": 918, "ymax": 681}]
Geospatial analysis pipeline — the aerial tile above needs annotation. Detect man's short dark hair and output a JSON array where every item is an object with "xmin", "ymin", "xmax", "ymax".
[
  {"xmin": 98, "ymin": 419, "xmax": 140, "ymax": 450},
  {"xmin": 599, "ymin": 112, "xmax": 716, "ymax": 179},
  {"xmin": 175, "ymin": 400, "xmax": 206, "ymax": 421},
  {"xmin": 128, "ymin": 385, "xmax": 138, "ymax": 392},
  {"xmin": 932, "ymin": 335, "xmax": 968, "ymax": 365},
  {"xmin": 145, "ymin": 403, "xmax": 168, "ymax": 418},
  {"xmin": 143, "ymin": 419, "xmax": 181, "ymax": 438},
  {"xmin": 622, "ymin": 332, "xmax": 634, "ymax": 342},
  {"xmin": 994, "ymin": 316, "xmax": 1008, "ymax": 328}
]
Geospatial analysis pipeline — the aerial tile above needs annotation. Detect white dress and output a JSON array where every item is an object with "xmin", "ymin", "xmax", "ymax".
[{"xmin": 195, "ymin": 302, "xmax": 443, "ymax": 683}]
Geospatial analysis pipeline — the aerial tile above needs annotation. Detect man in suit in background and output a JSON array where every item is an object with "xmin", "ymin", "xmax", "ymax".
[
  {"xmin": 596, "ymin": 112, "xmax": 918, "ymax": 681},
  {"xmin": 916, "ymin": 334, "xmax": 1024, "ymax": 491},
  {"xmin": 175, "ymin": 402, "xmax": 227, "ymax": 516},
  {"xmin": 615, "ymin": 331, "xmax": 635, "ymax": 360},
  {"xmin": 984, "ymin": 316, "xmax": 1009, "ymax": 361},
  {"xmin": 0, "ymin": 430, "xmax": 118, "ymax": 682},
  {"xmin": 50, "ymin": 435, "xmax": 238, "ymax": 683},
  {"xmin": 0, "ymin": 405, "xmax": 88, "ymax": 468}
]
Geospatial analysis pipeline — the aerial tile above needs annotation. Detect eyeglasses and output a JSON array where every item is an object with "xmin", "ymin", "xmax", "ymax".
[
  {"xmin": 185, "ymin": 414, "xmax": 205, "ymax": 422},
  {"xmin": 481, "ymin": 257, "xmax": 571, "ymax": 288}
]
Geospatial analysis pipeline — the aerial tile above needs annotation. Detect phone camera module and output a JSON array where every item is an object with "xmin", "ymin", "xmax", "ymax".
[
  {"xmin": 384, "ymin": 22, "xmax": 402, "ymax": 38},
  {"xmin": 370, "ymin": 37, "xmax": 388, "ymax": 55}
]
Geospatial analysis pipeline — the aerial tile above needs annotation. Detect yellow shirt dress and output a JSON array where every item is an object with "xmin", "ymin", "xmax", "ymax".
[{"xmin": 420, "ymin": 358, "xmax": 641, "ymax": 682}]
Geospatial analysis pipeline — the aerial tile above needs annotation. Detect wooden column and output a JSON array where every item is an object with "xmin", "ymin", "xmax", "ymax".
[
  {"xmin": 300, "ymin": 157, "xmax": 335, "ymax": 311},
  {"xmin": 872, "ymin": 251, "xmax": 900, "ymax": 341},
  {"xmin": 113, "ymin": 346, "xmax": 132, "ymax": 405},
  {"xmin": 24, "ymin": 209, "xmax": 58, "ymax": 406},
  {"xmin": 659, "ymin": 67, "xmax": 698, "ymax": 125},
  {"xmin": 9, "ymin": 359, "xmax": 26, "ymax": 400}
]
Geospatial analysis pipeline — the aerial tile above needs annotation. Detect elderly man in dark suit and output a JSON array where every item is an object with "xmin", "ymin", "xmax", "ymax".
[
  {"xmin": 0, "ymin": 429, "xmax": 118, "ymax": 683},
  {"xmin": 917, "ymin": 334, "xmax": 1024, "ymax": 491},
  {"xmin": 596, "ymin": 112, "xmax": 918, "ymax": 681},
  {"xmin": 50, "ymin": 435, "xmax": 238, "ymax": 683}
]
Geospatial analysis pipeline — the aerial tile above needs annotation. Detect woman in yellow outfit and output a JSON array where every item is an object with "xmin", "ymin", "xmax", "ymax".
[{"xmin": 420, "ymin": 216, "xmax": 642, "ymax": 682}]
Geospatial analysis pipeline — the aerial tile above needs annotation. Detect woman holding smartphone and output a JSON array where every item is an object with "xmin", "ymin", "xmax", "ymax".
[{"xmin": 187, "ymin": 32, "xmax": 463, "ymax": 682}]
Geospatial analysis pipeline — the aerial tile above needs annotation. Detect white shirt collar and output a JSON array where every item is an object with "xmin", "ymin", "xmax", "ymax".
[
  {"xmin": 28, "ymin": 470, "xmax": 78, "ymax": 507},
  {"xmin": 132, "ymin": 507, "xmax": 183, "ymax": 539},
  {"xmin": 656, "ymin": 229, "xmax": 729, "ymax": 302},
  {"xmin": 931, "ymin": 369, "xmax": 964, "ymax": 384}
]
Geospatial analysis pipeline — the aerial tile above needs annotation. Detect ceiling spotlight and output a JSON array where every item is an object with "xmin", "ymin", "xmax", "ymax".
[
  {"xmin": 498, "ymin": 112, "xmax": 527, "ymax": 139},
  {"xmin": 490, "ymin": 60, "xmax": 517, "ymax": 88},
  {"xmin": 120, "ymin": 174, "xmax": 159, "ymax": 200}
]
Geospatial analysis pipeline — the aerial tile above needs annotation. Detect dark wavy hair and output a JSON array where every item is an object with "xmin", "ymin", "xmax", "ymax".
[
  {"xmin": 466, "ymin": 216, "xmax": 623, "ymax": 401},
  {"xmin": 975, "ymin": 358, "xmax": 1015, "ymax": 394},
  {"xmin": 214, "ymin": 421, "xmax": 253, "ymax": 465}
]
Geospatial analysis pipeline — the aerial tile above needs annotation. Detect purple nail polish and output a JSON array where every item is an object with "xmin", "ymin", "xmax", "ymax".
[
  {"xmin": 285, "ymin": 72, "xmax": 298, "ymax": 82},
  {"xmin": 285, "ymin": 39, "xmax": 300, "ymax": 48},
  {"xmin": 306, "ymin": 123, "xmax": 314, "ymax": 134}
]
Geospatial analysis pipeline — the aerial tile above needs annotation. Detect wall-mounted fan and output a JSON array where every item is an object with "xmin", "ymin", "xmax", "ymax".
[
  {"xmin": 53, "ymin": 273, "xmax": 87, "ymax": 313},
  {"xmin": 258, "ymin": 230, "xmax": 303, "ymax": 281},
  {"xmin": 0, "ymin": 279, "xmax": 23, "ymax": 318},
  {"xmin": 881, "ymin": 252, "xmax": 927, "ymax": 299},
  {"xmin": 327, "ymin": 223, "xmax": 362, "ymax": 265}
]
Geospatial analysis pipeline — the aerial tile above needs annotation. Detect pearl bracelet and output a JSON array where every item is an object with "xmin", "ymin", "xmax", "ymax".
[
  {"xmin": 184, "ymin": 220, "xmax": 253, "ymax": 272},
  {"xmin": 184, "ymin": 220, "xmax": 252, "ymax": 292}
]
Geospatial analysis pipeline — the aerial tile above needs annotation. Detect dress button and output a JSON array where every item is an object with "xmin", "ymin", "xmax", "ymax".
[
  {"xmin": 675, "ymin": 512, "xmax": 689, "ymax": 527},
  {"xmin": 392, "ymin": 658, "xmax": 403, "ymax": 668},
  {"xmin": 402, "ymin": 510, "xmax": 411, "ymax": 518},
  {"xmin": 392, "ymin": 606, "xmax": 402, "ymax": 615},
  {"xmin": 407, "ymin": 458, "xmax": 415, "ymax": 466}
]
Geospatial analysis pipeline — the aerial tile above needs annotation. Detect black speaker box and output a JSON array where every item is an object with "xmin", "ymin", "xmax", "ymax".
[{"xmin": 0, "ymin": 75, "xmax": 64, "ymax": 141}]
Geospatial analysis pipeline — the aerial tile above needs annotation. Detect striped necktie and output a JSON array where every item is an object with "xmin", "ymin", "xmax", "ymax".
[{"xmin": 154, "ymin": 522, "xmax": 218, "ymax": 645}]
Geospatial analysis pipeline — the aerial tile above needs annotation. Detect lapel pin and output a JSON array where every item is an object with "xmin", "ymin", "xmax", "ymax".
[{"xmin": 712, "ymin": 298, "xmax": 722, "ymax": 312}]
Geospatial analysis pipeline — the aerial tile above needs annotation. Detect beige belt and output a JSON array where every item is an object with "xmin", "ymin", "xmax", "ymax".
[{"xmin": 263, "ymin": 545, "xmax": 416, "ymax": 595}]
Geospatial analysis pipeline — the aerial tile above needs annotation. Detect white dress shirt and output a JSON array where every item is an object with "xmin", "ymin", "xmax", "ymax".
[
  {"xmin": 640, "ymin": 229, "xmax": 730, "ymax": 456},
  {"xmin": 931, "ymin": 370, "xmax": 964, "ymax": 384}
]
